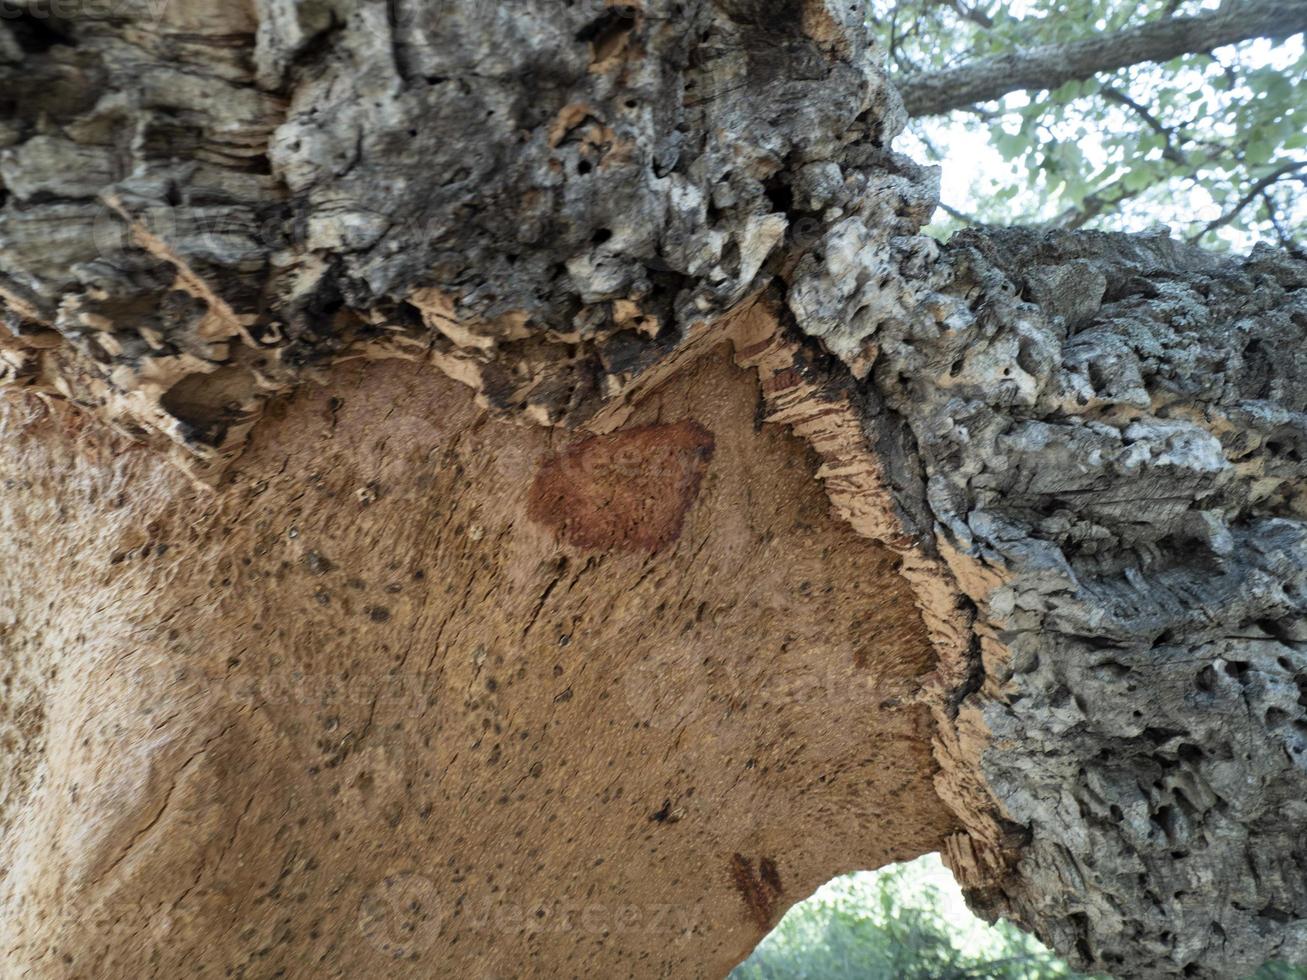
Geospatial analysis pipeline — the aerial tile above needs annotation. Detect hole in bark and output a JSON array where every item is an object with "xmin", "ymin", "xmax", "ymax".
[
  {"xmin": 1150, "ymin": 805, "xmax": 1176, "ymax": 838},
  {"xmin": 3, "ymin": 6, "xmax": 76, "ymax": 51},
  {"xmin": 763, "ymin": 173, "xmax": 794, "ymax": 216},
  {"xmin": 1177, "ymin": 743, "xmax": 1204, "ymax": 764},
  {"xmin": 1223, "ymin": 660, "xmax": 1251, "ymax": 683},
  {"xmin": 738, "ymin": 854, "xmax": 1074, "ymax": 974},
  {"xmin": 575, "ymin": 6, "xmax": 637, "ymax": 63},
  {"xmin": 1095, "ymin": 660, "xmax": 1132, "ymax": 679},
  {"xmin": 1196, "ymin": 664, "xmax": 1218, "ymax": 693},
  {"xmin": 1265, "ymin": 438, "xmax": 1303, "ymax": 463},
  {"xmin": 590, "ymin": 228, "xmax": 612, "ymax": 245}
]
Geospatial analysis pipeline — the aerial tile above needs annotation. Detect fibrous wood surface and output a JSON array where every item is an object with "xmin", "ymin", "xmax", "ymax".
[{"xmin": 0, "ymin": 345, "xmax": 950, "ymax": 977}]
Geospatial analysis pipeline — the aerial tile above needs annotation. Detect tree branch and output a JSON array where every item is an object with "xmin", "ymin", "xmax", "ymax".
[
  {"xmin": 936, "ymin": 201, "xmax": 982, "ymax": 226},
  {"xmin": 897, "ymin": 0, "xmax": 1307, "ymax": 117},
  {"xmin": 943, "ymin": 0, "xmax": 994, "ymax": 31},
  {"xmin": 1260, "ymin": 189, "xmax": 1298, "ymax": 252},
  {"xmin": 1100, "ymin": 85, "xmax": 1188, "ymax": 165},
  {"xmin": 1049, "ymin": 172, "xmax": 1152, "ymax": 230},
  {"xmin": 1189, "ymin": 160, "xmax": 1307, "ymax": 241}
]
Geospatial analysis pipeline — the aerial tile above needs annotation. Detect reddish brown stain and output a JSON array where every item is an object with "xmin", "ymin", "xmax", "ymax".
[
  {"xmin": 730, "ymin": 853, "xmax": 784, "ymax": 930},
  {"xmin": 759, "ymin": 856, "xmax": 783, "ymax": 895},
  {"xmin": 527, "ymin": 420, "xmax": 714, "ymax": 553},
  {"xmin": 761, "ymin": 368, "xmax": 802, "ymax": 395}
]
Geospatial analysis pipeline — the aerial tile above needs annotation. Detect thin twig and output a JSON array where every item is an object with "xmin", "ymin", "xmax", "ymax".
[
  {"xmin": 946, "ymin": 0, "xmax": 994, "ymax": 30},
  {"xmin": 937, "ymin": 201, "xmax": 982, "ymax": 225},
  {"xmin": 1260, "ymin": 188, "xmax": 1305, "ymax": 257},
  {"xmin": 1189, "ymin": 160, "xmax": 1306, "ymax": 241},
  {"xmin": 1101, "ymin": 85, "xmax": 1188, "ymax": 164},
  {"xmin": 1050, "ymin": 173, "xmax": 1152, "ymax": 229}
]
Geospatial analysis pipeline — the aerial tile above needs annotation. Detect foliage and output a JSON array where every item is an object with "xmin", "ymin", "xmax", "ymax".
[
  {"xmin": 729, "ymin": 854, "xmax": 1307, "ymax": 980},
  {"xmin": 730, "ymin": 854, "xmax": 1094, "ymax": 980},
  {"xmin": 870, "ymin": 1, "xmax": 1307, "ymax": 251}
]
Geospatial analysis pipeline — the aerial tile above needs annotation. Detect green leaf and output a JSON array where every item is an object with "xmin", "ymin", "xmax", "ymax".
[
  {"xmin": 1122, "ymin": 164, "xmax": 1154, "ymax": 192},
  {"xmin": 1245, "ymin": 140, "xmax": 1275, "ymax": 165},
  {"xmin": 995, "ymin": 131, "xmax": 1029, "ymax": 161}
]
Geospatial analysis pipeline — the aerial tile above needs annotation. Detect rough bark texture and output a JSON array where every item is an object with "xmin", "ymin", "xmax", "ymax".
[
  {"xmin": 865, "ymin": 228, "xmax": 1307, "ymax": 978},
  {"xmin": 895, "ymin": 0, "xmax": 1307, "ymax": 118},
  {"xmin": 1, "ymin": 1, "xmax": 1306, "ymax": 978},
  {"xmin": 0, "ymin": 0, "xmax": 926, "ymax": 477}
]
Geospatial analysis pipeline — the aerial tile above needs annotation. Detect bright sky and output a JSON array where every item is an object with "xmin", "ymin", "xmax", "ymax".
[
  {"xmin": 732, "ymin": 852, "xmax": 1061, "ymax": 975},
  {"xmin": 897, "ymin": 32, "xmax": 1305, "ymax": 253},
  {"xmin": 805, "ymin": 854, "xmax": 1024, "ymax": 959}
]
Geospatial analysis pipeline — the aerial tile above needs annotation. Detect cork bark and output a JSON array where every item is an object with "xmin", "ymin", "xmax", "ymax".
[{"xmin": 1, "ymin": 1, "xmax": 1306, "ymax": 978}]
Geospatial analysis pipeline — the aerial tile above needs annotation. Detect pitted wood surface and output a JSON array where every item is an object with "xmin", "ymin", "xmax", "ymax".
[{"xmin": 0, "ymin": 348, "xmax": 950, "ymax": 978}]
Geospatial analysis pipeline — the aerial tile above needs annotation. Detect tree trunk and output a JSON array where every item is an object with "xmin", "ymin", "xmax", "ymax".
[{"xmin": 0, "ymin": 2, "xmax": 1305, "ymax": 979}]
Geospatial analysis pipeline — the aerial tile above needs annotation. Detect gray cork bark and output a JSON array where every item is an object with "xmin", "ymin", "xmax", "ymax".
[
  {"xmin": 2, "ymin": 1, "xmax": 1306, "ymax": 977},
  {"xmin": 857, "ymin": 228, "xmax": 1307, "ymax": 978}
]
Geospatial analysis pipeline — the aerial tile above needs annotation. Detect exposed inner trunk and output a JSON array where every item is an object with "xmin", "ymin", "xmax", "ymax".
[{"xmin": 0, "ymin": 338, "xmax": 952, "ymax": 977}]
